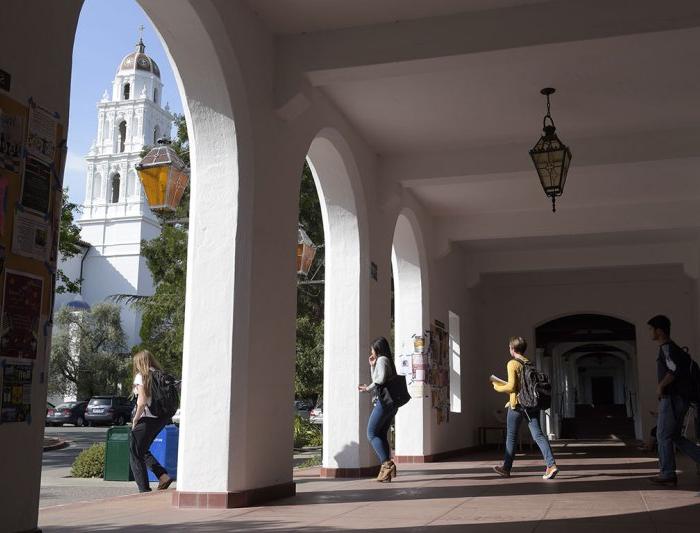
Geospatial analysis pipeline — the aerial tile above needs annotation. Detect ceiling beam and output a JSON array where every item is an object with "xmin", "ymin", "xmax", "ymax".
[
  {"xmin": 380, "ymin": 126, "xmax": 700, "ymax": 186},
  {"xmin": 277, "ymin": 0, "xmax": 700, "ymax": 87}
]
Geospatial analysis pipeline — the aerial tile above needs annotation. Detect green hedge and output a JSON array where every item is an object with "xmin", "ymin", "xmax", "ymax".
[
  {"xmin": 293, "ymin": 415, "xmax": 322, "ymax": 449},
  {"xmin": 71, "ymin": 442, "xmax": 106, "ymax": 478}
]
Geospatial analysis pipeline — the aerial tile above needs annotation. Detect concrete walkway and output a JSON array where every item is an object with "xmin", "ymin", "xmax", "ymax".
[{"xmin": 39, "ymin": 441, "xmax": 700, "ymax": 532}]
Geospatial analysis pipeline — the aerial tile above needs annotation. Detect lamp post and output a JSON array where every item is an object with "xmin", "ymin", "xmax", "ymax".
[
  {"xmin": 135, "ymin": 138, "xmax": 189, "ymax": 213},
  {"xmin": 529, "ymin": 88, "xmax": 572, "ymax": 213}
]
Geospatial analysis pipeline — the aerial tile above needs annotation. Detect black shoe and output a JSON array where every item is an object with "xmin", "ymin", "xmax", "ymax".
[
  {"xmin": 492, "ymin": 465, "xmax": 511, "ymax": 478},
  {"xmin": 649, "ymin": 475, "xmax": 677, "ymax": 487}
]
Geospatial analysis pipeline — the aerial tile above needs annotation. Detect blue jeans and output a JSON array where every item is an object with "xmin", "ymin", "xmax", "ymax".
[
  {"xmin": 503, "ymin": 406, "xmax": 555, "ymax": 470},
  {"xmin": 657, "ymin": 395, "xmax": 700, "ymax": 478},
  {"xmin": 367, "ymin": 401, "xmax": 397, "ymax": 463}
]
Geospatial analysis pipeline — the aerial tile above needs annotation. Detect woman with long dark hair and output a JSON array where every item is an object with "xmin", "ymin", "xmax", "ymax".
[
  {"xmin": 129, "ymin": 350, "xmax": 173, "ymax": 492},
  {"xmin": 358, "ymin": 336, "xmax": 399, "ymax": 482}
]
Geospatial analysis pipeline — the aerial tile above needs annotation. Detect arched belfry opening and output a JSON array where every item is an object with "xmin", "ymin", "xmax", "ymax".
[
  {"xmin": 110, "ymin": 173, "xmax": 120, "ymax": 203},
  {"xmin": 118, "ymin": 120, "xmax": 126, "ymax": 152},
  {"xmin": 536, "ymin": 314, "xmax": 640, "ymax": 440},
  {"xmin": 123, "ymin": 82, "xmax": 130, "ymax": 100}
]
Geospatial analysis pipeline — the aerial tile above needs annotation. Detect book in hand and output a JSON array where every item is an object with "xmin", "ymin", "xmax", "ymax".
[{"xmin": 489, "ymin": 374, "xmax": 507, "ymax": 385}]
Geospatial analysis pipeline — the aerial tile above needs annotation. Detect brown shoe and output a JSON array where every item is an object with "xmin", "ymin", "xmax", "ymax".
[
  {"xmin": 542, "ymin": 465, "xmax": 559, "ymax": 480},
  {"xmin": 376, "ymin": 461, "xmax": 393, "ymax": 483},
  {"xmin": 649, "ymin": 475, "xmax": 677, "ymax": 487},
  {"xmin": 157, "ymin": 474, "xmax": 173, "ymax": 490},
  {"xmin": 492, "ymin": 465, "xmax": 510, "ymax": 478}
]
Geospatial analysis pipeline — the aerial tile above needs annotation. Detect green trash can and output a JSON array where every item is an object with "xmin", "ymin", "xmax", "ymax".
[{"xmin": 104, "ymin": 426, "xmax": 134, "ymax": 481}]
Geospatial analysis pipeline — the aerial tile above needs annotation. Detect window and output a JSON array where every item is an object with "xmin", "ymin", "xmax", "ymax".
[
  {"xmin": 111, "ymin": 173, "xmax": 120, "ymax": 203},
  {"xmin": 449, "ymin": 311, "xmax": 461, "ymax": 413},
  {"xmin": 153, "ymin": 87, "xmax": 157, "ymax": 103},
  {"xmin": 118, "ymin": 121, "xmax": 126, "ymax": 153},
  {"xmin": 153, "ymin": 125, "xmax": 159, "ymax": 144},
  {"xmin": 123, "ymin": 83, "xmax": 130, "ymax": 100}
]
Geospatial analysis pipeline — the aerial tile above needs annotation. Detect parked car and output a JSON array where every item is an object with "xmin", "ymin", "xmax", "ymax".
[
  {"xmin": 309, "ymin": 398, "xmax": 323, "ymax": 425},
  {"xmin": 294, "ymin": 399, "xmax": 312, "ymax": 420},
  {"xmin": 172, "ymin": 408, "xmax": 181, "ymax": 426},
  {"xmin": 46, "ymin": 401, "xmax": 88, "ymax": 427},
  {"xmin": 85, "ymin": 396, "xmax": 133, "ymax": 426},
  {"xmin": 46, "ymin": 401, "xmax": 54, "ymax": 415}
]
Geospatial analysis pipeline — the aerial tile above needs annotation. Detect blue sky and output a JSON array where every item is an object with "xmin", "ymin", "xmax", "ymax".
[{"xmin": 65, "ymin": 0, "xmax": 183, "ymax": 206}]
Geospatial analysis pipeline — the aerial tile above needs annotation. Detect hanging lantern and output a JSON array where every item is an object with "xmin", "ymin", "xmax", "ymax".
[
  {"xmin": 297, "ymin": 225, "xmax": 317, "ymax": 276},
  {"xmin": 135, "ymin": 138, "xmax": 189, "ymax": 212},
  {"xmin": 529, "ymin": 88, "xmax": 572, "ymax": 213}
]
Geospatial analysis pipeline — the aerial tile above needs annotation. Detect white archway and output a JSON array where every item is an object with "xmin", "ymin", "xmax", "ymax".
[
  {"xmin": 306, "ymin": 127, "xmax": 370, "ymax": 473},
  {"xmin": 391, "ymin": 208, "xmax": 430, "ymax": 458}
]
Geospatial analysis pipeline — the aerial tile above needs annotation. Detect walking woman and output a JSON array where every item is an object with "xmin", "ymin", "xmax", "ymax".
[
  {"xmin": 358, "ymin": 337, "xmax": 399, "ymax": 482},
  {"xmin": 130, "ymin": 350, "xmax": 173, "ymax": 492},
  {"xmin": 491, "ymin": 336, "xmax": 559, "ymax": 479}
]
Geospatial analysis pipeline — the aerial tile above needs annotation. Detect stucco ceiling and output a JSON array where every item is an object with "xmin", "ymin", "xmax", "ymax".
[
  {"xmin": 246, "ymin": 0, "xmax": 547, "ymax": 34},
  {"xmin": 257, "ymin": 0, "xmax": 700, "ymax": 253}
]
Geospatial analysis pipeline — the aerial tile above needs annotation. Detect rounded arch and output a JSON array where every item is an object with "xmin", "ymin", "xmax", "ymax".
[
  {"xmin": 305, "ymin": 126, "xmax": 369, "ymax": 471},
  {"xmin": 129, "ymin": 0, "xmax": 254, "ymax": 494},
  {"xmin": 533, "ymin": 310, "xmax": 636, "ymax": 332},
  {"xmin": 110, "ymin": 172, "xmax": 121, "ymax": 203},
  {"xmin": 391, "ymin": 207, "xmax": 429, "ymax": 457},
  {"xmin": 391, "ymin": 207, "xmax": 430, "ymax": 354}
]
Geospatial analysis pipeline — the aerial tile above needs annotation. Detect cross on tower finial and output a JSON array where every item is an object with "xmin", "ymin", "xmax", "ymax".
[{"xmin": 136, "ymin": 25, "xmax": 146, "ymax": 53}]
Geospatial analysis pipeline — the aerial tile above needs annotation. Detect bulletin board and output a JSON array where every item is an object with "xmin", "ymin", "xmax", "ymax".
[
  {"xmin": 428, "ymin": 320, "xmax": 450, "ymax": 424},
  {"xmin": 0, "ymin": 93, "xmax": 64, "ymax": 424}
]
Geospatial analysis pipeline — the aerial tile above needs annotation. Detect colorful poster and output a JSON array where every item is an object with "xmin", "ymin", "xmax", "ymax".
[
  {"xmin": 0, "ymin": 271, "xmax": 43, "ymax": 359},
  {"xmin": 27, "ymin": 104, "xmax": 57, "ymax": 164},
  {"xmin": 0, "ymin": 105, "xmax": 24, "ymax": 174},
  {"xmin": 0, "ymin": 173, "xmax": 8, "ymax": 235},
  {"xmin": 11, "ymin": 210, "xmax": 50, "ymax": 261},
  {"xmin": 0, "ymin": 361, "xmax": 33, "ymax": 423},
  {"xmin": 21, "ymin": 155, "xmax": 51, "ymax": 214}
]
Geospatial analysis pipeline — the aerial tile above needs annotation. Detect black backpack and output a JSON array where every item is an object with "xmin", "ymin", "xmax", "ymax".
[
  {"xmin": 671, "ymin": 343, "xmax": 700, "ymax": 403},
  {"xmin": 149, "ymin": 369, "xmax": 180, "ymax": 418},
  {"xmin": 516, "ymin": 360, "xmax": 552, "ymax": 410}
]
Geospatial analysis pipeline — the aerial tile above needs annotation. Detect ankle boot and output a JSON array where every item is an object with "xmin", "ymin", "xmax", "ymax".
[
  {"xmin": 389, "ymin": 460, "xmax": 397, "ymax": 478},
  {"xmin": 376, "ymin": 461, "xmax": 393, "ymax": 482}
]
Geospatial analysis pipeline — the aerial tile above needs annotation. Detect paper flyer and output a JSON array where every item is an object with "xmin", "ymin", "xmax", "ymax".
[
  {"xmin": 0, "ymin": 360, "xmax": 33, "ymax": 423},
  {"xmin": 21, "ymin": 155, "xmax": 51, "ymax": 214},
  {"xmin": 11, "ymin": 209, "xmax": 50, "ymax": 261},
  {"xmin": 0, "ymin": 105, "xmax": 24, "ymax": 174},
  {"xmin": 26, "ymin": 104, "xmax": 57, "ymax": 164},
  {"xmin": 0, "ymin": 271, "xmax": 44, "ymax": 359}
]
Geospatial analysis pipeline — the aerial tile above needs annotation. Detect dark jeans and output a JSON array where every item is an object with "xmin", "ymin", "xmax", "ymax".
[
  {"xmin": 503, "ymin": 406, "xmax": 555, "ymax": 471},
  {"xmin": 657, "ymin": 395, "xmax": 700, "ymax": 479},
  {"xmin": 129, "ymin": 415, "xmax": 170, "ymax": 492},
  {"xmin": 367, "ymin": 401, "xmax": 397, "ymax": 463}
]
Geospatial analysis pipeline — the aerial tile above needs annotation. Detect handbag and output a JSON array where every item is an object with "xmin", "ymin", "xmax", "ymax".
[{"xmin": 378, "ymin": 373, "xmax": 411, "ymax": 409}]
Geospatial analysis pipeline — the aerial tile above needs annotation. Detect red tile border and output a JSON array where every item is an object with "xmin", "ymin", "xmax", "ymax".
[
  {"xmin": 319, "ymin": 465, "xmax": 381, "ymax": 478},
  {"xmin": 172, "ymin": 482, "xmax": 295, "ymax": 509}
]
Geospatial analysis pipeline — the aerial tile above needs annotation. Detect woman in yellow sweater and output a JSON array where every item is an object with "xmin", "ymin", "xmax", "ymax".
[{"xmin": 491, "ymin": 336, "xmax": 559, "ymax": 479}]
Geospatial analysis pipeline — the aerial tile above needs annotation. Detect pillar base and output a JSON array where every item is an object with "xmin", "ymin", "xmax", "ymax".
[
  {"xmin": 320, "ymin": 465, "xmax": 381, "ymax": 478},
  {"xmin": 172, "ymin": 482, "xmax": 295, "ymax": 509}
]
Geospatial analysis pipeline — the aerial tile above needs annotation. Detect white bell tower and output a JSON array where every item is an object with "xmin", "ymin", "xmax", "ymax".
[{"xmin": 77, "ymin": 35, "xmax": 173, "ymax": 348}]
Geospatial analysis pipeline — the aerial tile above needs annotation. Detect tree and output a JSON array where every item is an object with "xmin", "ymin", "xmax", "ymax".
[
  {"xmin": 55, "ymin": 189, "xmax": 83, "ymax": 294},
  {"xmin": 49, "ymin": 303, "xmax": 129, "ymax": 400},
  {"xmin": 295, "ymin": 164, "xmax": 325, "ymax": 400}
]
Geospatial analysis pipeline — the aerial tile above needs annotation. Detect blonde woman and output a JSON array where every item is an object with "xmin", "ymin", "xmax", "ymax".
[{"xmin": 129, "ymin": 350, "xmax": 173, "ymax": 492}]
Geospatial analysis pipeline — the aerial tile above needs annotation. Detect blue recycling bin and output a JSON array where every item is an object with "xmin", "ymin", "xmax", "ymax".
[{"xmin": 147, "ymin": 424, "xmax": 179, "ymax": 482}]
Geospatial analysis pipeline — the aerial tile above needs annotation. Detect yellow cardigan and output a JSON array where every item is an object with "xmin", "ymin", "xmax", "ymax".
[{"xmin": 493, "ymin": 356, "xmax": 528, "ymax": 408}]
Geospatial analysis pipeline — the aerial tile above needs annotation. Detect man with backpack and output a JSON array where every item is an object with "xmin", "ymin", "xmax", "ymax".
[
  {"xmin": 647, "ymin": 315, "xmax": 700, "ymax": 486},
  {"xmin": 491, "ymin": 336, "xmax": 559, "ymax": 480}
]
